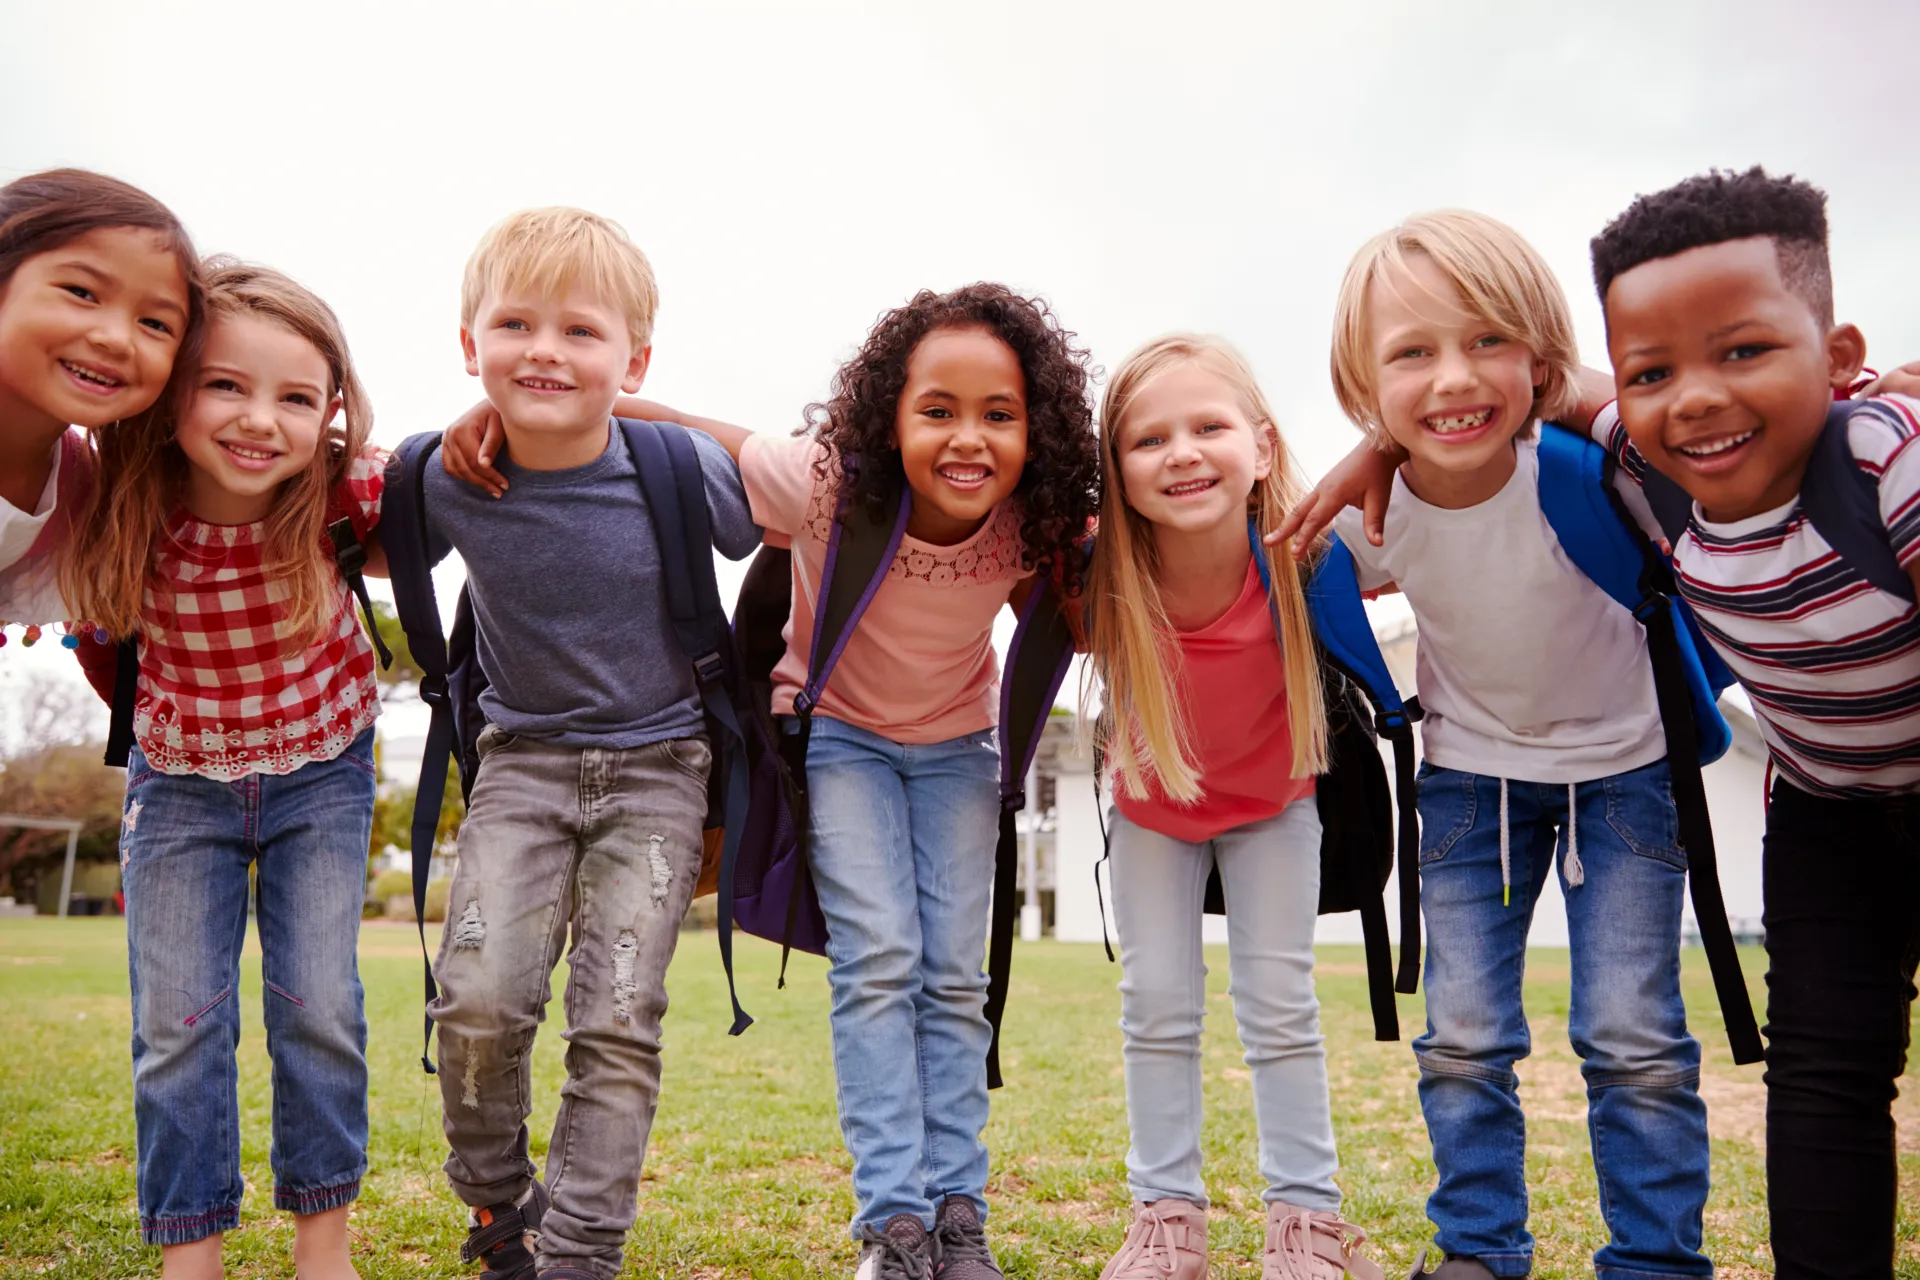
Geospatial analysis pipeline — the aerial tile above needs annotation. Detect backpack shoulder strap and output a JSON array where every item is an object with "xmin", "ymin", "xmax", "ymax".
[
  {"xmin": 1800, "ymin": 400, "xmax": 1916, "ymax": 602},
  {"xmin": 383, "ymin": 430, "xmax": 455, "ymax": 1075},
  {"xmin": 1535, "ymin": 427, "xmax": 1760, "ymax": 1063},
  {"xmin": 103, "ymin": 640, "xmax": 139, "ymax": 768},
  {"xmin": 1535, "ymin": 427, "xmax": 1652, "ymax": 611},
  {"xmin": 327, "ymin": 518, "xmax": 391, "ymax": 670},
  {"xmin": 796, "ymin": 469, "xmax": 910, "ymax": 713},
  {"xmin": 621, "ymin": 418, "xmax": 757, "ymax": 1037},
  {"xmin": 1296, "ymin": 529, "xmax": 1422, "ymax": 1001},
  {"xmin": 983, "ymin": 561, "xmax": 1080, "ymax": 1089}
]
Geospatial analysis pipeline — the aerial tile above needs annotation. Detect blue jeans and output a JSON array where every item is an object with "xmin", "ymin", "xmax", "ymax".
[
  {"xmin": 1412, "ymin": 759, "xmax": 1709, "ymax": 1280},
  {"xmin": 120, "ymin": 729, "xmax": 376, "ymax": 1247},
  {"xmin": 802, "ymin": 716, "xmax": 1002, "ymax": 1237},
  {"xmin": 1106, "ymin": 800, "xmax": 1340, "ymax": 1210}
]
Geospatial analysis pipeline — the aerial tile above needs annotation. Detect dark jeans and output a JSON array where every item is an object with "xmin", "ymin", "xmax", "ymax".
[{"xmin": 1762, "ymin": 779, "xmax": 1920, "ymax": 1280}]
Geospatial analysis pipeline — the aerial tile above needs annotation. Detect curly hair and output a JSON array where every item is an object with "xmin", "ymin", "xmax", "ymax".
[
  {"xmin": 1591, "ymin": 166, "xmax": 1832, "ymax": 327},
  {"xmin": 803, "ymin": 282, "xmax": 1100, "ymax": 596}
]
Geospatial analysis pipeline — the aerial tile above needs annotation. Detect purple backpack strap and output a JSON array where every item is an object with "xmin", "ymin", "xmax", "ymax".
[{"xmin": 794, "ymin": 473, "xmax": 912, "ymax": 715}]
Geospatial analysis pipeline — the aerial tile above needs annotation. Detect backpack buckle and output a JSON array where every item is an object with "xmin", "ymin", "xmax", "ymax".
[
  {"xmin": 693, "ymin": 652, "xmax": 725, "ymax": 684},
  {"xmin": 1632, "ymin": 592, "xmax": 1665, "ymax": 625},
  {"xmin": 792, "ymin": 689, "xmax": 817, "ymax": 715}
]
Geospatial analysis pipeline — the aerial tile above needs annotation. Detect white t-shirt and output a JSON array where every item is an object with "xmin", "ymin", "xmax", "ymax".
[
  {"xmin": 1333, "ymin": 436, "xmax": 1666, "ymax": 784},
  {"xmin": 0, "ymin": 431, "xmax": 82, "ymax": 623}
]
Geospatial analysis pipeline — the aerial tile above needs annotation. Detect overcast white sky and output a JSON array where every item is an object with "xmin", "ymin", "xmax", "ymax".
[{"xmin": 4, "ymin": 0, "xmax": 1918, "ymax": 727}]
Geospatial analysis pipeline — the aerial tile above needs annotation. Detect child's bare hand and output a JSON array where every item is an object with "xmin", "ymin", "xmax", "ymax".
[
  {"xmin": 442, "ymin": 402, "xmax": 510, "ymax": 497},
  {"xmin": 1859, "ymin": 362, "xmax": 1920, "ymax": 400},
  {"xmin": 1267, "ymin": 441, "xmax": 1402, "ymax": 558}
]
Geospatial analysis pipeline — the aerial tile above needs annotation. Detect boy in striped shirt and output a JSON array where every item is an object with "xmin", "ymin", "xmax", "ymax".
[{"xmin": 1590, "ymin": 167, "xmax": 1919, "ymax": 1280}]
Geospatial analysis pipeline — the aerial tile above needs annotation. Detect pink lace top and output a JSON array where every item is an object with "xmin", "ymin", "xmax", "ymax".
[{"xmin": 740, "ymin": 435, "xmax": 1030, "ymax": 743}]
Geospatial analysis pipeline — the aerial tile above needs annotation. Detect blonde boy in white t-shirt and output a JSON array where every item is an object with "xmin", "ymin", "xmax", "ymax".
[{"xmin": 1321, "ymin": 212, "xmax": 1709, "ymax": 1280}]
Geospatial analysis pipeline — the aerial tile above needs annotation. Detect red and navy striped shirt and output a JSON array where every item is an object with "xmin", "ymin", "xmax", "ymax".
[{"xmin": 1593, "ymin": 394, "xmax": 1920, "ymax": 798}]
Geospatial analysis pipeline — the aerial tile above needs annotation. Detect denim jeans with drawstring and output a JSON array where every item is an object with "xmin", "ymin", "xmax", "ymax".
[{"xmin": 1411, "ymin": 758, "xmax": 1710, "ymax": 1280}]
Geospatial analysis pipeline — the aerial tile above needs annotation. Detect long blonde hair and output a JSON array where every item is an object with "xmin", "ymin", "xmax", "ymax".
[
  {"xmin": 1084, "ymin": 334, "xmax": 1327, "ymax": 803},
  {"xmin": 64, "ymin": 258, "xmax": 373, "ymax": 647}
]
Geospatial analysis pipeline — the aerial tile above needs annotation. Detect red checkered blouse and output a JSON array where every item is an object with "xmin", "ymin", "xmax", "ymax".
[{"xmin": 129, "ymin": 447, "xmax": 386, "ymax": 780}]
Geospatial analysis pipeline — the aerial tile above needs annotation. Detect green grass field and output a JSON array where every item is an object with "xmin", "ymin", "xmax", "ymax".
[{"xmin": 0, "ymin": 918, "xmax": 1914, "ymax": 1278}]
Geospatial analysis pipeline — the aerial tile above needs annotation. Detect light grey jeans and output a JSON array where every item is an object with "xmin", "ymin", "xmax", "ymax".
[
  {"xmin": 1107, "ymin": 797, "xmax": 1340, "ymax": 1210},
  {"xmin": 429, "ymin": 724, "xmax": 710, "ymax": 1280}
]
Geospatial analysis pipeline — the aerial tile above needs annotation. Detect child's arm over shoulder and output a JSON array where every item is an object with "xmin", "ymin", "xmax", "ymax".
[
  {"xmin": 613, "ymin": 397, "xmax": 754, "ymax": 461},
  {"xmin": 1329, "ymin": 506, "xmax": 1397, "ymax": 593},
  {"xmin": 684, "ymin": 429, "xmax": 763, "ymax": 561},
  {"xmin": 1268, "ymin": 438, "xmax": 1405, "ymax": 558}
]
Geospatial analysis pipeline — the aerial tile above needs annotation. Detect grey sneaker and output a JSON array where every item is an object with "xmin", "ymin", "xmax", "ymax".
[
  {"xmin": 932, "ymin": 1197, "xmax": 1004, "ymax": 1279},
  {"xmin": 1406, "ymin": 1248, "xmax": 1503, "ymax": 1280},
  {"xmin": 856, "ymin": 1213, "xmax": 935, "ymax": 1280}
]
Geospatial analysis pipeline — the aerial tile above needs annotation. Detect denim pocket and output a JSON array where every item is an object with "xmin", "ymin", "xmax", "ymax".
[
  {"xmin": 475, "ymin": 723, "xmax": 517, "ymax": 760},
  {"xmin": 660, "ymin": 736, "xmax": 712, "ymax": 785},
  {"xmin": 1416, "ymin": 763, "xmax": 1476, "ymax": 867},
  {"xmin": 1604, "ymin": 762, "xmax": 1686, "ymax": 869}
]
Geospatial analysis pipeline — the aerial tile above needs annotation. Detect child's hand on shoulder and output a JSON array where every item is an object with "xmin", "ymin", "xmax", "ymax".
[
  {"xmin": 1268, "ymin": 438, "xmax": 1406, "ymax": 558},
  {"xmin": 1859, "ymin": 362, "xmax": 1920, "ymax": 400},
  {"xmin": 442, "ymin": 401, "xmax": 510, "ymax": 498}
]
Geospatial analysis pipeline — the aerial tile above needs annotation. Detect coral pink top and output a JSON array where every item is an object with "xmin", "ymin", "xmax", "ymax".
[
  {"xmin": 1113, "ymin": 558, "xmax": 1315, "ymax": 843},
  {"xmin": 740, "ymin": 435, "xmax": 1030, "ymax": 744}
]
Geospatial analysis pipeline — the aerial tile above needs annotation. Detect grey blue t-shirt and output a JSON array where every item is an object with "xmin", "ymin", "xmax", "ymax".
[{"xmin": 423, "ymin": 422, "xmax": 760, "ymax": 747}]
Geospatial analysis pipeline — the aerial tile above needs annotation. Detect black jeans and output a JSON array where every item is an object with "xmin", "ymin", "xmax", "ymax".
[{"xmin": 1762, "ymin": 779, "xmax": 1920, "ymax": 1280}]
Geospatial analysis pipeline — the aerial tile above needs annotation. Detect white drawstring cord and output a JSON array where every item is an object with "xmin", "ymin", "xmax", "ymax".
[
  {"xmin": 1499, "ymin": 778, "xmax": 1511, "ymax": 907},
  {"xmin": 1563, "ymin": 782, "xmax": 1584, "ymax": 888}
]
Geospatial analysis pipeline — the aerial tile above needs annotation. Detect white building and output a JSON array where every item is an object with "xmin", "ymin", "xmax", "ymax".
[{"xmin": 1035, "ymin": 615, "xmax": 1772, "ymax": 950}]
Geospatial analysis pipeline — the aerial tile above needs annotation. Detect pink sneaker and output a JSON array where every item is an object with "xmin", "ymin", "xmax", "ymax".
[
  {"xmin": 1262, "ymin": 1201, "xmax": 1385, "ymax": 1280},
  {"xmin": 1098, "ymin": 1199, "xmax": 1208, "ymax": 1280}
]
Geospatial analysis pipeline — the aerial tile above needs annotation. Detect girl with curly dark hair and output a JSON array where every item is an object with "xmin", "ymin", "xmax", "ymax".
[{"xmin": 448, "ymin": 281, "xmax": 1098, "ymax": 1279}]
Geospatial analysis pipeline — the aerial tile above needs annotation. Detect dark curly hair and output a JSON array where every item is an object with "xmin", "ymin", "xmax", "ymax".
[
  {"xmin": 1591, "ymin": 166, "xmax": 1832, "ymax": 327},
  {"xmin": 804, "ymin": 282, "xmax": 1100, "ymax": 596}
]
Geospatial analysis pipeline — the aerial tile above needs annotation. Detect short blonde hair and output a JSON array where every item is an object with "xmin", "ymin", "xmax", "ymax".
[
  {"xmin": 1330, "ymin": 210, "xmax": 1579, "ymax": 447},
  {"xmin": 460, "ymin": 206, "xmax": 659, "ymax": 349}
]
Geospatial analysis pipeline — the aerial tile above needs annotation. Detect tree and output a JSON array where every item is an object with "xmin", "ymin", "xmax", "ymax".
[{"xmin": 365, "ymin": 599, "xmax": 426, "ymax": 686}]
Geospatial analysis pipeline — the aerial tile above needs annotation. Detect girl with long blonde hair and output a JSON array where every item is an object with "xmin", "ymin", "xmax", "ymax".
[
  {"xmin": 1084, "ymin": 334, "xmax": 1381, "ymax": 1280},
  {"xmin": 64, "ymin": 259, "xmax": 385, "ymax": 1280}
]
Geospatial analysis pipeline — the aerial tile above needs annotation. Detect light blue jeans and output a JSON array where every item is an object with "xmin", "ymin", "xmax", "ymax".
[
  {"xmin": 120, "ymin": 729, "xmax": 376, "ymax": 1246},
  {"xmin": 802, "ymin": 715, "xmax": 1002, "ymax": 1237},
  {"xmin": 1106, "ymin": 799, "xmax": 1340, "ymax": 1210},
  {"xmin": 1413, "ymin": 759, "xmax": 1710, "ymax": 1280}
]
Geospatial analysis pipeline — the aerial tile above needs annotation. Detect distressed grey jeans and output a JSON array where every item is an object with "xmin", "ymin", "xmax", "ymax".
[{"xmin": 429, "ymin": 723, "xmax": 710, "ymax": 1279}]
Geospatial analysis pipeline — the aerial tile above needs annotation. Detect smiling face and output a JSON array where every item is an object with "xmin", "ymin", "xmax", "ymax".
[
  {"xmin": 892, "ymin": 325, "xmax": 1029, "ymax": 544},
  {"xmin": 1367, "ymin": 251, "xmax": 1546, "ymax": 506},
  {"xmin": 462, "ymin": 285, "xmax": 650, "ymax": 470},
  {"xmin": 0, "ymin": 226, "xmax": 191, "ymax": 435},
  {"xmin": 175, "ymin": 313, "xmax": 334, "ymax": 525},
  {"xmin": 1606, "ymin": 236, "xmax": 1863, "ymax": 523},
  {"xmin": 1115, "ymin": 361, "xmax": 1272, "ymax": 537}
]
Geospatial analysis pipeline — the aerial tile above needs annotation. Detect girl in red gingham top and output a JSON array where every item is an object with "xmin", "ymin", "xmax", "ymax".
[{"xmin": 62, "ymin": 259, "xmax": 386, "ymax": 1278}]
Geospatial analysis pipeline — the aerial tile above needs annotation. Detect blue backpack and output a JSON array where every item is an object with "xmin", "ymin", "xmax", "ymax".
[
  {"xmin": 1311, "ymin": 427, "xmax": 1768, "ymax": 1063},
  {"xmin": 382, "ymin": 419, "xmax": 761, "ymax": 1071}
]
